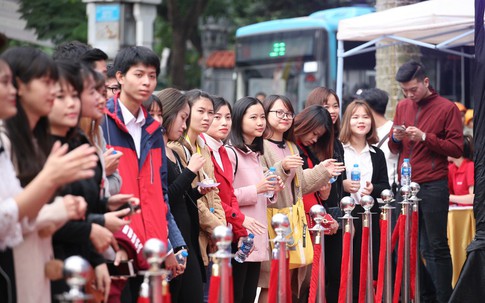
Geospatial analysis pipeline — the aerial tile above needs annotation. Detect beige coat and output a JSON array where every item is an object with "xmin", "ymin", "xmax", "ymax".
[{"xmin": 169, "ymin": 137, "xmax": 226, "ymax": 265}]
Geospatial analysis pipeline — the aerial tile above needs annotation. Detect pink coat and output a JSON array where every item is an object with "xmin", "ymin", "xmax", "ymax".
[{"xmin": 227, "ymin": 146, "xmax": 275, "ymax": 262}]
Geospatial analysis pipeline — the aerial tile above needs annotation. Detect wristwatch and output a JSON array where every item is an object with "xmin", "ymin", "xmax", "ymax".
[{"xmin": 421, "ymin": 133, "xmax": 426, "ymax": 142}]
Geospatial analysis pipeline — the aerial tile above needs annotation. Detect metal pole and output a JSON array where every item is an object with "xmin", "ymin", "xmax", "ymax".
[
  {"xmin": 410, "ymin": 182, "xmax": 422, "ymax": 303},
  {"xmin": 340, "ymin": 196, "xmax": 356, "ymax": 303},
  {"xmin": 211, "ymin": 225, "xmax": 234, "ymax": 303},
  {"xmin": 278, "ymin": 241, "xmax": 288, "ymax": 303},
  {"xmin": 400, "ymin": 186, "xmax": 412, "ymax": 303},
  {"xmin": 336, "ymin": 40, "xmax": 345, "ymax": 102},
  {"xmin": 271, "ymin": 213, "xmax": 290, "ymax": 303},
  {"xmin": 310, "ymin": 204, "xmax": 327, "ymax": 303},
  {"xmin": 361, "ymin": 195, "xmax": 375, "ymax": 303},
  {"xmin": 380, "ymin": 189, "xmax": 395, "ymax": 303}
]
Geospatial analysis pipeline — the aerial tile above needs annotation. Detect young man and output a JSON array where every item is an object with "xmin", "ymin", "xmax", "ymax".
[
  {"xmin": 102, "ymin": 46, "xmax": 185, "ymax": 301},
  {"xmin": 389, "ymin": 60, "xmax": 463, "ymax": 303}
]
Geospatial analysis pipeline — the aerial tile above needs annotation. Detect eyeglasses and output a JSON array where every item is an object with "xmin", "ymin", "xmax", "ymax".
[
  {"xmin": 106, "ymin": 85, "xmax": 121, "ymax": 95},
  {"xmin": 269, "ymin": 110, "xmax": 294, "ymax": 120}
]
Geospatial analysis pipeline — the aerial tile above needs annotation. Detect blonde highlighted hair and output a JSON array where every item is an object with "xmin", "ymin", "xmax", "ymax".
[{"xmin": 339, "ymin": 100, "xmax": 378, "ymax": 145}]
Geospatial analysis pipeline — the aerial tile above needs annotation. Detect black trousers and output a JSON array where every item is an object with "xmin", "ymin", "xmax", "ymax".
[{"xmin": 231, "ymin": 260, "xmax": 261, "ymax": 303}]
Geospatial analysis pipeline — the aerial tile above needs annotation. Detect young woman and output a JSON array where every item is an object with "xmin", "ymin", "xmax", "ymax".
[
  {"xmin": 293, "ymin": 105, "xmax": 339, "ymax": 235},
  {"xmin": 260, "ymin": 95, "xmax": 343, "ymax": 302},
  {"xmin": 305, "ymin": 87, "xmax": 345, "ymax": 303},
  {"xmin": 202, "ymin": 96, "xmax": 266, "ymax": 245},
  {"xmin": 157, "ymin": 88, "xmax": 207, "ymax": 302},
  {"xmin": 448, "ymin": 135, "xmax": 474, "ymax": 206},
  {"xmin": 168, "ymin": 90, "xmax": 226, "ymax": 268},
  {"xmin": 47, "ymin": 60, "xmax": 134, "ymax": 303},
  {"xmin": 226, "ymin": 96, "xmax": 280, "ymax": 303},
  {"xmin": 79, "ymin": 69, "xmax": 122, "ymax": 196},
  {"xmin": 340, "ymin": 100, "xmax": 390, "ymax": 301},
  {"xmin": 0, "ymin": 48, "xmax": 96, "ymax": 303}
]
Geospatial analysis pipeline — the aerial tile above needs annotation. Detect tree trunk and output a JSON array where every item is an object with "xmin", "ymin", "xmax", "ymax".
[
  {"xmin": 170, "ymin": 27, "xmax": 187, "ymax": 89},
  {"xmin": 375, "ymin": 0, "xmax": 421, "ymax": 119}
]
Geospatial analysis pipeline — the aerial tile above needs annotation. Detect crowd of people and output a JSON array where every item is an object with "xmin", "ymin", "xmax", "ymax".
[{"xmin": 0, "ymin": 41, "xmax": 469, "ymax": 303}]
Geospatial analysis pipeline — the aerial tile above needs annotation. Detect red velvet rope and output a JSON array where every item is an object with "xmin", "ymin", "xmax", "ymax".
[
  {"xmin": 393, "ymin": 215, "xmax": 406, "ymax": 303},
  {"xmin": 391, "ymin": 216, "xmax": 401, "ymax": 251},
  {"xmin": 376, "ymin": 219, "xmax": 387, "ymax": 303},
  {"xmin": 137, "ymin": 296, "xmax": 149, "ymax": 303},
  {"xmin": 229, "ymin": 266, "xmax": 234, "ymax": 303},
  {"xmin": 338, "ymin": 231, "xmax": 352, "ymax": 303},
  {"xmin": 268, "ymin": 259, "xmax": 278, "ymax": 303},
  {"xmin": 359, "ymin": 226, "xmax": 370, "ymax": 303},
  {"xmin": 285, "ymin": 257, "xmax": 292, "ymax": 303},
  {"xmin": 162, "ymin": 291, "xmax": 172, "ymax": 303},
  {"xmin": 208, "ymin": 274, "xmax": 221, "ymax": 303},
  {"xmin": 309, "ymin": 243, "xmax": 321, "ymax": 303},
  {"xmin": 410, "ymin": 211, "xmax": 418, "ymax": 300}
]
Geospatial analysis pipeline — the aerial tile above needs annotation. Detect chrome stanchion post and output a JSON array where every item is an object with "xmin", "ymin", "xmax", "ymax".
[
  {"xmin": 211, "ymin": 225, "xmax": 234, "ymax": 303},
  {"xmin": 340, "ymin": 196, "xmax": 357, "ymax": 303},
  {"xmin": 380, "ymin": 189, "xmax": 395, "ymax": 303},
  {"xmin": 56, "ymin": 256, "xmax": 93, "ymax": 303},
  {"xmin": 400, "ymin": 185, "xmax": 412, "ymax": 303},
  {"xmin": 271, "ymin": 213, "xmax": 290, "ymax": 303},
  {"xmin": 309, "ymin": 204, "xmax": 327, "ymax": 303},
  {"xmin": 142, "ymin": 238, "xmax": 168, "ymax": 303},
  {"xmin": 361, "ymin": 195, "xmax": 375, "ymax": 303},
  {"xmin": 410, "ymin": 182, "xmax": 421, "ymax": 303}
]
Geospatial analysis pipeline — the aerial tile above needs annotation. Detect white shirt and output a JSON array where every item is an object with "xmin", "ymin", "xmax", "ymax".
[
  {"xmin": 0, "ymin": 140, "xmax": 27, "ymax": 250},
  {"xmin": 343, "ymin": 142, "xmax": 375, "ymax": 204},
  {"xmin": 119, "ymin": 100, "xmax": 146, "ymax": 158},
  {"xmin": 376, "ymin": 120, "xmax": 399, "ymax": 187}
]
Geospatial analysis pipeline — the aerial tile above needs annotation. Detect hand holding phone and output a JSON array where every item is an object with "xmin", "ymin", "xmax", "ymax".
[{"xmin": 107, "ymin": 260, "xmax": 135, "ymax": 277}]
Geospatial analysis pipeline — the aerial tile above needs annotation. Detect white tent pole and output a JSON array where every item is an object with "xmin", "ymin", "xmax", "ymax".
[{"xmin": 337, "ymin": 40, "xmax": 344, "ymax": 103}]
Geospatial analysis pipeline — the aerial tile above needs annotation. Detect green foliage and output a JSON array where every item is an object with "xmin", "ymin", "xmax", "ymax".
[{"xmin": 18, "ymin": 0, "xmax": 87, "ymax": 45}]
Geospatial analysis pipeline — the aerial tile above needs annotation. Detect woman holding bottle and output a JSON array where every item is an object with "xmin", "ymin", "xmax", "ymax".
[
  {"xmin": 260, "ymin": 94, "xmax": 343, "ymax": 302},
  {"xmin": 226, "ymin": 96, "xmax": 281, "ymax": 303},
  {"xmin": 340, "ymin": 100, "xmax": 390, "ymax": 301}
]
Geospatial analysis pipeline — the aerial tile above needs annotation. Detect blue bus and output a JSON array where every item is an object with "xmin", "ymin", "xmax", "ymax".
[{"xmin": 235, "ymin": 6, "xmax": 376, "ymax": 111}]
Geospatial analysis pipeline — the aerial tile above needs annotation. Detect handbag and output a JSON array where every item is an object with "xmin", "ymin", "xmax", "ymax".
[{"xmin": 266, "ymin": 142, "xmax": 313, "ymax": 269}]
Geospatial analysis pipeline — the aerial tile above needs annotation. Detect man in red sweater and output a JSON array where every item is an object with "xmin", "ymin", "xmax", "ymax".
[{"xmin": 389, "ymin": 60, "xmax": 463, "ymax": 303}]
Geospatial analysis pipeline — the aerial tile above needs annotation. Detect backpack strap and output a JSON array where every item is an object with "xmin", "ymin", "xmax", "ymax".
[
  {"xmin": 225, "ymin": 146, "xmax": 238, "ymax": 176},
  {"xmin": 377, "ymin": 134, "xmax": 389, "ymax": 149}
]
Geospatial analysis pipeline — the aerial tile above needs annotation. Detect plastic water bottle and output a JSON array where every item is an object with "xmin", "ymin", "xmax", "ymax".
[
  {"xmin": 351, "ymin": 164, "xmax": 361, "ymax": 181},
  {"xmin": 264, "ymin": 167, "xmax": 277, "ymax": 198},
  {"xmin": 167, "ymin": 250, "xmax": 188, "ymax": 281},
  {"xmin": 401, "ymin": 158, "xmax": 412, "ymax": 186},
  {"xmin": 234, "ymin": 234, "xmax": 255, "ymax": 263}
]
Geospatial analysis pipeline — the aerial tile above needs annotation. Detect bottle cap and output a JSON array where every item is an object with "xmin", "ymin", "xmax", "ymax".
[
  {"xmin": 248, "ymin": 233, "xmax": 254, "ymax": 239},
  {"xmin": 353, "ymin": 164, "xmax": 359, "ymax": 168},
  {"xmin": 181, "ymin": 251, "xmax": 189, "ymax": 257},
  {"xmin": 404, "ymin": 158, "xmax": 409, "ymax": 162},
  {"xmin": 269, "ymin": 167, "xmax": 276, "ymax": 172}
]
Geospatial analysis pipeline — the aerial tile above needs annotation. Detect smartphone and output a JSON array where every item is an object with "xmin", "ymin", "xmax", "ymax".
[
  {"xmin": 107, "ymin": 260, "xmax": 135, "ymax": 277},
  {"xmin": 117, "ymin": 201, "xmax": 141, "ymax": 214},
  {"xmin": 392, "ymin": 125, "xmax": 406, "ymax": 131}
]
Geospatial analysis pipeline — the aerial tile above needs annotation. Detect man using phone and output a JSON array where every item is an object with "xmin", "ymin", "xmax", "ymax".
[{"xmin": 389, "ymin": 60, "xmax": 463, "ymax": 303}]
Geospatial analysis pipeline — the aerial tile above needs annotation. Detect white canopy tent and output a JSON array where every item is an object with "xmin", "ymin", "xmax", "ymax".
[{"xmin": 335, "ymin": 0, "xmax": 477, "ymax": 100}]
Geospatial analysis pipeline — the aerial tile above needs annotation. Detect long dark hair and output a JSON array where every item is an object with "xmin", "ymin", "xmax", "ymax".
[
  {"xmin": 294, "ymin": 105, "xmax": 334, "ymax": 160},
  {"xmin": 263, "ymin": 94, "xmax": 295, "ymax": 142},
  {"xmin": 229, "ymin": 96, "xmax": 264, "ymax": 154},
  {"xmin": 305, "ymin": 87, "xmax": 341, "ymax": 136},
  {"xmin": 1, "ymin": 47, "xmax": 58, "ymax": 186},
  {"xmin": 54, "ymin": 60, "xmax": 84, "ymax": 142},
  {"xmin": 156, "ymin": 88, "xmax": 188, "ymax": 139}
]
